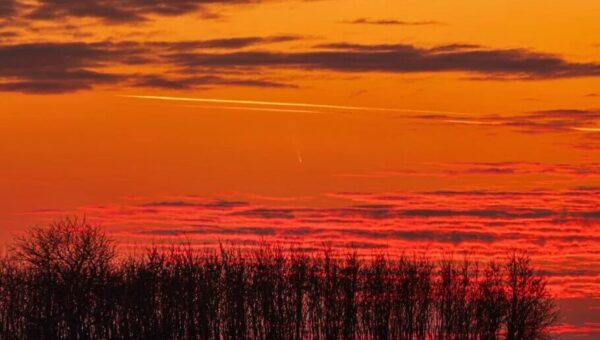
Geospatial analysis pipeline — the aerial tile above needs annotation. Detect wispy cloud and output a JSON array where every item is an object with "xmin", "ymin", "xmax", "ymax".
[
  {"xmin": 344, "ymin": 18, "xmax": 444, "ymax": 26},
  {"xmin": 413, "ymin": 108, "xmax": 600, "ymax": 134},
  {"xmin": 335, "ymin": 162, "xmax": 600, "ymax": 182}
]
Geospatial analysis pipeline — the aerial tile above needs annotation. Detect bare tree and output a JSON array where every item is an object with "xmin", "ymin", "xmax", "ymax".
[
  {"xmin": 13, "ymin": 217, "xmax": 116, "ymax": 340},
  {"xmin": 15, "ymin": 217, "xmax": 115, "ymax": 280},
  {"xmin": 473, "ymin": 261, "xmax": 507, "ymax": 340},
  {"xmin": 505, "ymin": 252, "xmax": 559, "ymax": 340}
]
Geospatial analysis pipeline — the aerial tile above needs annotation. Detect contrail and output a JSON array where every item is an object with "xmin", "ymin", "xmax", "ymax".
[
  {"xmin": 119, "ymin": 95, "xmax": 474, "ymax": 116},
  {"xmin": 442, "ymin": 119, "xmax": 502, "ymax": 125},
  {"xmin": 572, "ymin": 127, "xmax": 600, "ymax": 132},
  {"xmin": 177, "ymin": 104, "xmax": 321, "ymax": 114}
]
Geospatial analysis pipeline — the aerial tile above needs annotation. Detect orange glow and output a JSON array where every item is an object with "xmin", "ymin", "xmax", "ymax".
[{"xmin": 1, "ymin": 1, "xmax": 600, "ymax": 337}]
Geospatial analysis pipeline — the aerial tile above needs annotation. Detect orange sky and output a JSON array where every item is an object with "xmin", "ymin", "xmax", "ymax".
[{"xmin": 1, "ymin": 0, "xmax": 600, "ymax": 336}]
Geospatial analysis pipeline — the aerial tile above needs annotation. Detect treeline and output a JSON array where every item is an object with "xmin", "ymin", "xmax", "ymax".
[{"xmin": 0, "ymin": 218, "xmax": 557, "ymax": 339}]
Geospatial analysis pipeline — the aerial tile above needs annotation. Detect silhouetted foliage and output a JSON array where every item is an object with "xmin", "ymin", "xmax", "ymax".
[{"xmin": 0, "ymin": 219, "xmax": 558, "ymax": 339}]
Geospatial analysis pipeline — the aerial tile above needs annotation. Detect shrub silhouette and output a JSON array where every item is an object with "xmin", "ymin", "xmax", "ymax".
[{"xmin": 0, "ymin": 219, "xmax": 558, "ymax": 339}]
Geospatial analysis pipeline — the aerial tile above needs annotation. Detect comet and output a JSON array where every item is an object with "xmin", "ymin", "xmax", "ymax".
[
  {"xmin": 291, "ymin": 138, "xmax": 303, "ymax": 164},
  {"xmin": 295, "ymin": 148, "xmax": 303, "ymax": 164}
]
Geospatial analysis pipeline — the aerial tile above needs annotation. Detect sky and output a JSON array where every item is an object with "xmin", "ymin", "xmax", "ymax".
[{"xmin": 1, "ymin": 0, "xmax": 600, "ymax": 337}]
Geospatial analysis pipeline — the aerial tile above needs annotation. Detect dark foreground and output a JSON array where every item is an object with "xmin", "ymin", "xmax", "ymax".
[{"xmin": 0, "ymin": 218, "xmax": 557, "ymax": 339}]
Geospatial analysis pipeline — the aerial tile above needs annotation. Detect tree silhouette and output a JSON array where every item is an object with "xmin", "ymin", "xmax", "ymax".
[
  {"xmin": 9, "ymin": 217, "xmax": 115, "ymax": 339},
  {"xmin": 505, "ymin": 253, "xmax": 559, "ymax": 340},
  {"xmin": 0, "ymin": 219, "xmax": 559, "ymax": 339}
]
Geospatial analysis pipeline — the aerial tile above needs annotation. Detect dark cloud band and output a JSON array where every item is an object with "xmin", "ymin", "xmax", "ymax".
[
  {"xmin": 2, "ymin": 39, "xmax": 600, "ymax": 94},
  {"xmin": 0, "ymin": 38, "xmax": 298, "ymax": 93},
  {"xmin": 345, "ymin": 18, "xmax": 443, "ymax": 26},
  {"xmin": 7, "ymin": 0, "xmax": 266, "ymax": 23},
  {"xmin": 168, "ymin": 44, "xmax": 600, "ymax": 79}
]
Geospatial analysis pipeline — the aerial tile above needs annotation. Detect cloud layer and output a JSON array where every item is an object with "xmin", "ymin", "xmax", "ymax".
[
  {"xmin": 168, "ymin": 43, "xmax": 600, "ymax": 79},
  {"xmin": 25, "ymin": 185, "xmax": 600, "ymax": 299},
  {"xmin": 0, "ymin": 38, "xmax": 299, "ymax": 93},
  {"xmin": 5, "ymin": 0, "xmax": 269, "ymax": 23},
  {"xmin": 2, "ymin": 38, "xmax": 600, "ymax": 94}
]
